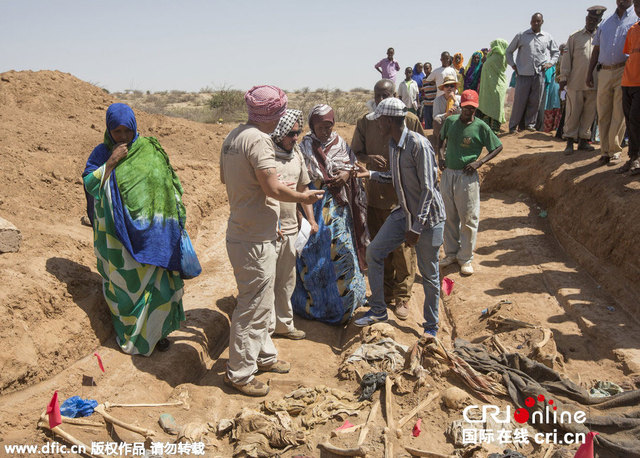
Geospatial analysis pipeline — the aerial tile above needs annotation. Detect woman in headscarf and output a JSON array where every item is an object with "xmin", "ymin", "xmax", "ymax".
[
  {"xmin": 83, "ymin": 103, "xmax": 188, "ymax": 355},
  {"xmin": 477, "ymin": 39, "xmax": 509, "ymax": 132},
  {"xmin": 453, "ymin": 53, "xmax": 465, "ymax": 94},
  {"xmin": 411, "ymin": 63, "xmax": 425, "ymax": 88},
  {"xmin": 293, "ymin": 104, "xmax": 368, "ymax": 325},
  {"xmin": 462, "ymin": 51, "xmax": 484, "ymax": 92}
]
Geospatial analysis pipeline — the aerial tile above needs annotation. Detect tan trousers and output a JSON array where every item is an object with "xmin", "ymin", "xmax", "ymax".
[
  {"xmin": 226, "ymin": 239, "xmax": 278, "ymax": 385},
  {"xmin": 564, "ymin": 89, "xmax": 597, "ymax": 140},
  {"xmin": 270, "ymin": 234, "xmax": 296, "ymax": 335},
  {"xmin": 441, "ymin": 169, "xmax": 480, "ymax": 263},
  {"xmin": 367, "ymin": 206, "xmax": 416, "ymax": 303},
  {"xmin": 597, "ymin": 67, "xmax": 626, "ymax": 156}
]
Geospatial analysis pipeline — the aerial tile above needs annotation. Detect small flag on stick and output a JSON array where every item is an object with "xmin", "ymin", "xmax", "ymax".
[
  {"xmin": 441, "ymin": 277, "xmax": 454, "ymax": 296},
  {"xmin": 574, "ymin": 431, "xmax": 599, "ymax": 458},
  {"xmin": 336, "ymin": 420, "xmax": 355, "ymax": 430},
  {"xmin": 46, "ymin": 391, "xmax": 62, "ymax": 429},
  {"xmin": 412, "ymin": 418, "xmax": 422, "ymax": 437},
  {"xmin": 94, "ymin": 352, "xmax": 105, "ymax": 373}
]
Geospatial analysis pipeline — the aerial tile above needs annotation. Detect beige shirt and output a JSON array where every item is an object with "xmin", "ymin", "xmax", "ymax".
[
  {"xmin": 220, "ymin": 124, "xmax": 279, "ymax": 242},
  {"xmin": 351, "ymin": 111, "xmax": 424, "ymax": 209},
  {"xmin": 560, "ymin": 28, "xmax": 596, "ymax": 91},
  {"xmin": 274, "ymin": 145, "xmax": 310, "ymax": 235}
]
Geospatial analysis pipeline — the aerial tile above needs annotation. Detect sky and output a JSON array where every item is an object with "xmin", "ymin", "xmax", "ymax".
[{"xmin": 0, "ymin": 0, "xmax": 624, "ymax": 93}]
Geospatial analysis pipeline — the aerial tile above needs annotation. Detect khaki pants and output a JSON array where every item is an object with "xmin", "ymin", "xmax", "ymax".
[
  {"xmin": 367, "ymin": 206, "xmax": 416, "ymax": 303},
  {"xmin": 226, "ymin": 239, "xmax": 278, "ymax": 385},
  {"xmin": 441, "ymin": 169, "xmax": 480, "ymax": 263},
  {"xmin": 597, "ymin": 67, "xmax": 626, "ymax": 156},
  {"xmin": 564, "ymin": 89, "xmax": 597, "ymax": 140},
  {"xmin": 270, "ymin": 234, "xmax": 296, "ymax": 335}
]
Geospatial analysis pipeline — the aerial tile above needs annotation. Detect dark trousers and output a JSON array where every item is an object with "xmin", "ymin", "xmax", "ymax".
[
  {"xmin": 422, "ymin": 105, "xmax": 434, "ymax": 129},
  {"xmin": 622, "ymin": 86, "xmax": 640, "ymax": 160},
  {"xmin": 509, "ymin": 73, "xmax": 544, "ymax": 131}
]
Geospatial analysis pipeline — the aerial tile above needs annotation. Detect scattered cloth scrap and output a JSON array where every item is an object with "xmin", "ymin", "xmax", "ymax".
[
  {"xmin": 346, "ymin": 338, "xmax": 408, "ymax": 373},
  {"xmin": 453, "ymin": 339, "xmax": 640, "ymax": 458},
  {"xmin": 358, "ymin": 372, "xmax": 387, "ymax": 401},
  {"xmin": 589, "ymin": 381, "xmax": 624, "ymax": 398},
  {"xmin": 60, "ymin": 396, "xmax": 98, "ymax": 418}
]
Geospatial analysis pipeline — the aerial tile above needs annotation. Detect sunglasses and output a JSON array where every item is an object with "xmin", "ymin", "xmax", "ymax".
[
  {"xmin": 444, "ymin": 84, "xmax": 457, "ymax": 89},
  {"xmin": 286, "ymin": 129, "xmax": 302, "ymax": 137}
]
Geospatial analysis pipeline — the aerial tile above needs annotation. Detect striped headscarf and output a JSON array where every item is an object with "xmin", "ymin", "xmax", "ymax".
[
  {"xmin": 308, "ymin": 104, "xmax": 334, "ymax": 133},
  {"xmin": 271, "ymin": 109, "xmax": 303, "ymax": 144}
]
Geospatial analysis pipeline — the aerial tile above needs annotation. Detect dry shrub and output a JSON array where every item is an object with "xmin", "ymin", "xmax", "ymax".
[
  {"xmin": 288, "ymin": 88, "xmax": 372, "ymax": 125},
  {"xmin": 208, "ymin": 87, "xmax": 246, "ymax": 122},
  {"xmin": 111, "ymin": 87, "xmax": 373, "ymax": 125}
]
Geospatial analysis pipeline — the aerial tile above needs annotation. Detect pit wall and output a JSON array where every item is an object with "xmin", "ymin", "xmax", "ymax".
[{"xmin": 480, "ymin": 145, "xmax": 640, "ymax": 321}]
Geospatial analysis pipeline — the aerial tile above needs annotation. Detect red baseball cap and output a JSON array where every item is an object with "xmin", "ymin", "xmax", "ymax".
[{"xmin": 460, "ymin": 90, "xmax": 479, "ymax": 108}]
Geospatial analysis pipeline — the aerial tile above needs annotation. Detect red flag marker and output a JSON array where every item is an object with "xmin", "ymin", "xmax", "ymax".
[
  {"xmin": 94, "ymin": 352, "xmax": 105, "ymax": 373},
  {"xmin": 412, "ymin": 418, "xmax": 422, "ymax": 437},
  {"xmin": 336, "ymin": 420, "xmax": 355, "ymax": 430},
  {"xmin": 574, "ymin": 431, "xmax": 598, "ymax": 458},
  {"xmin": 46, "ymin": 391, "xmax": 62, "ymax": 429},
  {"xmin": 441, "ymin": 277, "xmax": 454, "ymax": 296}
]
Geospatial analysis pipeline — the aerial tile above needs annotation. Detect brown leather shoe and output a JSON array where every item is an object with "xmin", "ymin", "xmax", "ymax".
[
  {"xmin": 395, "ymin": 300, "xmax": 409, "ymax": 320},
  {"xmin": 274, "ymin": 329, "xmax": 306, "ymax": 340},
  {"xmin": 257, "ymin": 360, "xmax": 291, "ymax": 373},
  {"xmin": 223, "ymin": 374, "xmax": 269, "ymax": 397}
]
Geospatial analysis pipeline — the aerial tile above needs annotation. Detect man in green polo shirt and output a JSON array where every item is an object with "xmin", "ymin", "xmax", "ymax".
[{"xmin": 438, "ymin": 90, "xmax": 503, "ymax": 275}]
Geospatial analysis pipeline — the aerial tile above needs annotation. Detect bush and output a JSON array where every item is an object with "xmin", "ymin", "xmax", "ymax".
[{"xmin": 208, "ymin": 87, "xmax": 246, "ymax": 122}]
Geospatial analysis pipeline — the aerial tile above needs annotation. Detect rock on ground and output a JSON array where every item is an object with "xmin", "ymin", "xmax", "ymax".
[{"xmin": 0, "ymin": 217, "xmax": 21, "ymax": 253}]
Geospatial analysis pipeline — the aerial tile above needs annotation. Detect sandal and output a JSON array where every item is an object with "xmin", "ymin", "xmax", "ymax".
[
  {"xmin": 629, "ymin": 159, "xmax": 640, "ymax": 175},
  {"xmin": 156, "ymin": 338, "xmax": 170, "ymax": 352}
]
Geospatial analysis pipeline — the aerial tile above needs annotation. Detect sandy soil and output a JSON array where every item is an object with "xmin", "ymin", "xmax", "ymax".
[{"xmin": 1, "ymin": 71, "xmax": 639, "ymax": 457}]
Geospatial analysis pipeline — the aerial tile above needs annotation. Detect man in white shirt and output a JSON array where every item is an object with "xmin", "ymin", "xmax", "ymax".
[
  {"xmin": 425, "ymin": 51, "xmax": 458, "ymax": 97},
  {"xmin": 398, "ymin": 67, "xmax": 420, "ymax": 113}
]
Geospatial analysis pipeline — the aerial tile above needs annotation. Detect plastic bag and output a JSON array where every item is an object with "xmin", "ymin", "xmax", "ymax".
[
  {"xmin": 180, "ymin": 229, "xmax": 202, "ymax": 279},
  {"xmin": 60, "ymin": 396, "xmax": 98, "ymax": 418}
]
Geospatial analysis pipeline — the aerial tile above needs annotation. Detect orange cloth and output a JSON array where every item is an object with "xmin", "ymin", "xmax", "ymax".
[
  {"xmin": 622, "ymin": 23, "xmax": 640, "ymax": 87},
  {"xmin": 446, "ymin": 97, "xmax": 455, "ymax": 113},
  {"xmin": 453, "ymin": 53, "xmax": 464, "ymax": 70}
]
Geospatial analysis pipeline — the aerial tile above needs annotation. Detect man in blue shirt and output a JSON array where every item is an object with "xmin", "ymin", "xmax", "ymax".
[
  {"xmin": 506, "ymin": 13, "xmax": 560, "ymax": 133},
  {"xmin": 587, "ymin": 0, "xmax": 638, "ymax": 165}
]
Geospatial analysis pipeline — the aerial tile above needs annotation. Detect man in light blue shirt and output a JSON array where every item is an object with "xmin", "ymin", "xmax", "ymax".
[
  {"xmin": 353, "ymin": 98, "xmax": 446, "ymax": 337},
  {"xmin": 506, "ymin": 13, "xmax": 560, "ymax": 132},
  {"xmin": 587, "ymin": 0, "xmax": 638, "ymax": 164}
]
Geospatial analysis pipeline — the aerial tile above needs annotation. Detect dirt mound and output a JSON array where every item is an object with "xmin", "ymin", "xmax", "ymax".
[{"xmin": 0, "ymin": 70, "xmax": 229, "ymax": 393}]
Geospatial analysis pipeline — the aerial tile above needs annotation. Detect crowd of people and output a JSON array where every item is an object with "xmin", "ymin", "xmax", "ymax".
[
  {"xmin": 82, "ymin": 1, "xmax": 640, "ymax": 397},
  {"xmin": 375, "ymin": 1, "xmax": 640, "ymax": 174},
  {"xmin": 215, "ymin": 79, "xmax": 506, "ymax": 396}
]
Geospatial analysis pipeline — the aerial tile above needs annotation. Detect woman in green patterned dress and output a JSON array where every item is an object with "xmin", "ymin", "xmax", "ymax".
[{"xmin": 83, "ymin": 103, "xmax": 186, "ymax": 356}]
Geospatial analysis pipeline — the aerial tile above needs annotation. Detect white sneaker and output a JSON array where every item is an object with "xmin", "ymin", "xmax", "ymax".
[
  {"xmin": 440, "ymin": 256, "xmax": 457, "ymax": 267},
  {"xmin": 460, "ymin": 262, "xmax": 474, "ymax": 276}
]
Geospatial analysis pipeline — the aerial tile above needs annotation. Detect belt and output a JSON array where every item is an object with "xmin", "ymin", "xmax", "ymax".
[{"xmin": 600, "ymin": 62, "xmax": 626, "ymax": 70}]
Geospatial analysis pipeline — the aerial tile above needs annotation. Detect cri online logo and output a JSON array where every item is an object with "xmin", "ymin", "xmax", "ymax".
[{"xmin": 463, "ymin": 394, "xmax": 586, "ymax": 425}]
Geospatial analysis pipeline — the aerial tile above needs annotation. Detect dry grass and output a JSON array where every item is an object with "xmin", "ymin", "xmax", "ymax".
[{"xmin": 112, "ymin": 87, "xmax": 373, "ymax": 125}]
